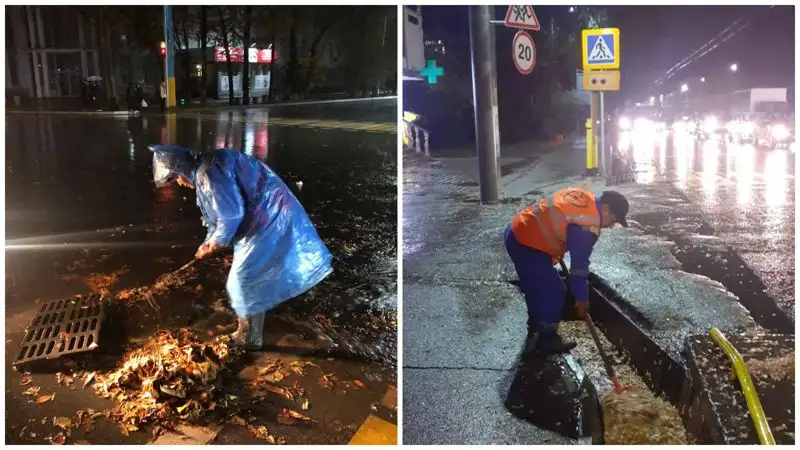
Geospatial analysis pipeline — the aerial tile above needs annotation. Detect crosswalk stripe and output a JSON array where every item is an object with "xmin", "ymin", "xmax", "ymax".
[{"xmin": 347, "ymin": 415, "xmax": 397, "ymax": 445}]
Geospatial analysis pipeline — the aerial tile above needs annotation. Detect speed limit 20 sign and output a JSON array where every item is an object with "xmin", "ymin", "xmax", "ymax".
[{"xmin": 512, "ymin": 30, "xmax": 536, "ymax": 75}]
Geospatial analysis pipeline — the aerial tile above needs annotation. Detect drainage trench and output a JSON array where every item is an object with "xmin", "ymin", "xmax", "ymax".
[{"xmin": 572, "ymin": 274, "xmax": 699, "ymax": 444}]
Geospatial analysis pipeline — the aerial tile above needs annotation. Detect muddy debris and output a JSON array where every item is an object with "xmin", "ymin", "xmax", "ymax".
[
  {"xmin": 559, "ymin": 322, "xmax": 690, "ymax": 444},
  {"xmin": 746, "ymin": 352, "xmax": 794, "ymax": 382},
  {"xmin": 602, "ymin": 389, "xmax": 688, "ymax": 444},
  {"xmin": 91, "ymin": 329, "xmax": 238, "ymax": 431}
]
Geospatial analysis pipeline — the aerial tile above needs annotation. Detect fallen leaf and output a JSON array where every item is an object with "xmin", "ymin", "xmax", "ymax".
[
  {"xmin": 23, "ymin": 386, "xmax": 41, "ymax": 396},
  {"xmin": 19, "ymin": 426, "xmax": 28, "ymax": 439},
  {"xmin": 74, "ymin": 440, "xmax": 92, "ymax": 445},
  {"xmin": 278, "ymin": 408, "xmax": 315, "ymax": 425},
  {"xmin": 263, "ymin": 370, "xmax": 286, "ymax": 383},
  {"xmin": 119, "ymin": 423, "xmax": 130, "ymax": 437},
  {"xmin": 230, "ymin": 416, "xmax": 246, "ymax": 426},
  {"xmin": 353, "ymin": 380, "xmax": 366, "ymax": 389},
  {"xmin": 56, "ymin": 372, "xmax": 74, "ymax": 386},
  {"xmin": 52, "ymin": 432, "xmax": 66, "ymax": 445},
  {"xmin": 247, "ymin": 424, "xmax": 275, "ymax": 443},
  {"xmin": 53, "ymin": 417, "xmax": 73, "ymax": 431},
  {"xmin": 36, "ymin": 393, "xmax": 55, "ymax": 404},
  {"xmin": 299, "ymin": 397, "xmax": 310, "ymax": 410},
  {"xmin": 318, "ymin": 374, "xmax": 335, "ymax": 389},
  {"xmin": 82, "ymin": 371, "xmax": 97, "ymax": 389},
  {"xmin": 20, "ymin": 373, "xmax": 33, "ymax": 386}
]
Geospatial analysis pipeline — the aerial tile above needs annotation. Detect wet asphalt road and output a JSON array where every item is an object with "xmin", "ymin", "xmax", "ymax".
[
  {"xmin": 5, "ymin": 99, "xmax": 397, "ymax": 444},
  {"xmin": 617, "ymin": 128, "xmax": 795, "ymax": 322}
]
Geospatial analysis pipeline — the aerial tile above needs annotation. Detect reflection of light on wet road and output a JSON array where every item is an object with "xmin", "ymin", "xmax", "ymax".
[
  {"xmin": 700, "ymin": 139, "xmax": 719, "ymax": 200},
  {"xmin": 725, "ymin": 142, "xmax": 735, "ymax": 178},
  {"xmin": 243, "ymin": 122, "xmax": 255, "ymax": 155},
  {"xmin": 734, "ymin": 144, "xmax": 756, "ymax": 207},
  {"xmin": 631, "ymin": 133, "xmax": 657, "ymax": 184},
  {"xmin": 764, "ymin": 150, "xmax": 789, "ymax": 212},
  {"xmin": 674, "ymin": 135, "xmax": 693, "ymax": 189}
]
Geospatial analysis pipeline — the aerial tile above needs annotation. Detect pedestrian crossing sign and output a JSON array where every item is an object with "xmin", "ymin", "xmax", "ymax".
[{"xmin": 582, "ymin": 28, "xmax": 620, "ymax": 70}]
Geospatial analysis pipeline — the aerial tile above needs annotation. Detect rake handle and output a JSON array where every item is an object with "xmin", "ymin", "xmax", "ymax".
[{"xmin": 558, "ymin": 259, "xmax": 626, "ymax": 391}]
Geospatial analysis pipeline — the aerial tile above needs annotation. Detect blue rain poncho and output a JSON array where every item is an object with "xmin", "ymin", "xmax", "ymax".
[{"xmin": 150, "ymin": 145, "xmax": 333, "ymax": 317}]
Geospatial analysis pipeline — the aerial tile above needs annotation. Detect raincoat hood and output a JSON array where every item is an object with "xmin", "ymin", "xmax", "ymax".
[{"xmin": 150, "ymin": 145, "xmax": 201, "ymax": 187}]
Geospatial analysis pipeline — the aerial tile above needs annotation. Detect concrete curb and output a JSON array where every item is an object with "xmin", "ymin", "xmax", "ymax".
[
  {"xmin": 6, "ymin": 110, "xmax": 139, "ymax": 116},
  {"xmin": 6, "ymin": 96, "xmax": 397, "ymax": 117},
  {"xmin": 164, "ymin": 95, "xmax": 398, "ymax": 114}
]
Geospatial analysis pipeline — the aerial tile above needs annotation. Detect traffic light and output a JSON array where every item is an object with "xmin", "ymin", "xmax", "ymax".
[{"xmin": 160, "ymin": 41, "xmax": 167, "ymax": 57}]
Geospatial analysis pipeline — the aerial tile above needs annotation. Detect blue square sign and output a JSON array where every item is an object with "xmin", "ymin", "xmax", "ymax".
[{"xmin": 582, "ymin": 28, "xmax": 620, "ymax": 70}]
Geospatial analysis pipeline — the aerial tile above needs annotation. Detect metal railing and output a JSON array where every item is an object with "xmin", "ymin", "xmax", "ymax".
[{"xmin": 403, "ymin": 120, "xmax": 430, "ymax": 156}]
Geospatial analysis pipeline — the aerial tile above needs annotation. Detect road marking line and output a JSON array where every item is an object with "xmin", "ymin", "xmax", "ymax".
[{"xmin": 347, "ymin": 415, "xmax": 397, "ymax": 445}]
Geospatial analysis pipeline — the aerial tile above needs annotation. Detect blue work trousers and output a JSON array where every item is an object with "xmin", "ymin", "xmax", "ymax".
[{"xmin": 504, "ymin": 225, "xmax": 566, "ymax": 338}]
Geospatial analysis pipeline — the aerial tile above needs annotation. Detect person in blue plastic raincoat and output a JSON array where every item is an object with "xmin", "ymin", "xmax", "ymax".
[{"xmin": 149, "ymin": 145, "xmax": 333, "ymax": 349}]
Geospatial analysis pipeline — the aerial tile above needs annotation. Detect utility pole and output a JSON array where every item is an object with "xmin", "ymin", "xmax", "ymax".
[
  {"xmin": 468, "ymin": 5, "xmax": 501, "ymax": 204},
  {"xmin": 163, "ymin": 5, "xmax": 176, "ymax": 109}
]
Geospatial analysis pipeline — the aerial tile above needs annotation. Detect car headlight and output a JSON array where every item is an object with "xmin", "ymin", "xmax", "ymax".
[
  {"xmin": 619, "ymin": 117, "xmax": 632, "ymax": 130},
  {"xmin": 703, "ymin": 116, "xmax": 718, "ymax": 133},
  {"xmin": 633, "ymin": 118, "xmax": 650, "ymax": 129},
  {"xmin": 771, "ymin": 124, "xmax": 790, "ymax": 140}
]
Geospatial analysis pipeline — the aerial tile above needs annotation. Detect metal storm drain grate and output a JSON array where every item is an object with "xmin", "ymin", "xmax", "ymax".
[{"xmin": 14, "ymin": 294, "xmax": 105, "ymax": 366}]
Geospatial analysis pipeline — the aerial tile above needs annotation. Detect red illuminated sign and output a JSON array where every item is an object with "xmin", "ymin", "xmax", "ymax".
[{"xmin": 215, "ymin": 47, "xmax": 274, "ymax": 64}]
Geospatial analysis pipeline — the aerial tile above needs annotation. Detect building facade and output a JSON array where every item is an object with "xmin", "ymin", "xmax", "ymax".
[
  {"xmin": 403, "ymin": 6, "xmax": 424, "ymax": 82},
  {"xmin": 6, "ymin": 6, "xmax": 101, "ymax": 98}
]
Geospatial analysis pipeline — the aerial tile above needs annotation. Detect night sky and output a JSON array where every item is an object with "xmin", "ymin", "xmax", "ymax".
[{"xmin": 422, "ymin": 5, "xmax": 794, "ymax": 102}]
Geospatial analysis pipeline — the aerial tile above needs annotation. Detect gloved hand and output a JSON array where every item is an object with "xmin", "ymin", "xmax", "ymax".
[
  {"xmin": 575, "ymin": 301, "xmax": 589, "ymax": 320},
  {"xmin": 195, "ymin": 241, "xmax": 222, "ymax": 259}
]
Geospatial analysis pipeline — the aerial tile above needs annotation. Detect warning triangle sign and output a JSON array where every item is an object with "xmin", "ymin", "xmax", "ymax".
[
  {"xmin": 504, "ymin": 5, "xmax": 540, "ymax": 31},
  {"xmin": 588, "ymin": 35, "xmax": 613, "ymax": 62}
]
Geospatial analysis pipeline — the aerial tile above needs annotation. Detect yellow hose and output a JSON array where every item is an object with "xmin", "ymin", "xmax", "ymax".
[{"xmin": 709, "ymin": 328, "xmax": 776, "ymax": 445}]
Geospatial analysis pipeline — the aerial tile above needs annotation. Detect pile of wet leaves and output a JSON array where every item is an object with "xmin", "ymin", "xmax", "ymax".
[
  {"xmin": 89, "ymin": 329, "xmax": 238, "ymax": 436},
  {"xmin": 746, "ymin": 351, "xmax": 794, "ymax": 382},
  {"xmin": 602, "ymin": 389, "xmax": 688, "ymax": 444},
  {"xmin": 61, "ymin": 267, "xmax": 130, "ymax": 297}
]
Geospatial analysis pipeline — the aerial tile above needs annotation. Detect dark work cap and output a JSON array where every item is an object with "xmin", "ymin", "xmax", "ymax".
[{"xmin": 601, "ymin": 190, "xmax": 629, "ymax": 227}]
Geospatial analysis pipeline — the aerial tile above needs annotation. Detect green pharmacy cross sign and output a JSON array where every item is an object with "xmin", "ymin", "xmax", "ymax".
[{"xmin": 420, "ymin": 59, "xmax": 444, "ymax": 84}]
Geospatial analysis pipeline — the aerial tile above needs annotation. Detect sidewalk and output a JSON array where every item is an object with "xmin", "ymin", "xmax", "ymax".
[{"xmin": 402, "ymin": 141, "xmax": 763, "ymax": 444}]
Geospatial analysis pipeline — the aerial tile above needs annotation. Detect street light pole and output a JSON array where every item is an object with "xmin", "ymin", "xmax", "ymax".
[{"xmin": 468, "ymin": 5, "xmax": 501, "ymax": 204}]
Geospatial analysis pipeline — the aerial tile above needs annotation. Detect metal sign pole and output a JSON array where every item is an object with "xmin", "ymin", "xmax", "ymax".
[{"xmin": 600, "ymin": 91, "xmax": 606, "ymax": 178}]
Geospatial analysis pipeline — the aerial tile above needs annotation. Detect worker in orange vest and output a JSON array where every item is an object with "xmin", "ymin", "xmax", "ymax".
[{"xmin": 505, "ymin": 188, "xmax": 629, "ymax": 355}]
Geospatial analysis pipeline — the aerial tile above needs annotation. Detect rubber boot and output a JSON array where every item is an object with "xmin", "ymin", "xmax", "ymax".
[
  {"xmin": 230, "ymin": 312, "xmax": 265, "ymax": 350},
  {"xmin": 535, "ymin": 333, "xmax": 577, "ymax": 355}
]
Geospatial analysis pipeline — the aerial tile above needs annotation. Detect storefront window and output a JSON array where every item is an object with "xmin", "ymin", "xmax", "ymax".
[
  {"xmin": 41, "ymin": 7, "xmax": 80, "ymax": 49},
  {"xmin": 47, "ymin": 52, "xmax": 83, "ymax": 96}
]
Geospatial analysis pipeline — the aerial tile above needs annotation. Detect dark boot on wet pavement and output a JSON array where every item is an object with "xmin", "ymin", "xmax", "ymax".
[
  {"xmin": 230, "ymin": 312, "xmax": 265, "ymax": 350},
  {"xmin": 535, "ymin": 333, "xmax": 576, "ymax": 355}
]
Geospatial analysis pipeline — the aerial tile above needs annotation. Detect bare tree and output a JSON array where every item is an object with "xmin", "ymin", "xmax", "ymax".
[
  {"xmin": 217, "ymin": 7, "xmax": 236, "ymax": 104},
  {"xmin": 200, "ymin": 5, "xmax": 208, "ymax": 105}
]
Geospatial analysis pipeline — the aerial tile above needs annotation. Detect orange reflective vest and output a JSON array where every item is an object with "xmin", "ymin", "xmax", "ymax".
[{"xmin": 510, "ymin": 188, "xmax": 601, "ymax": 258}]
